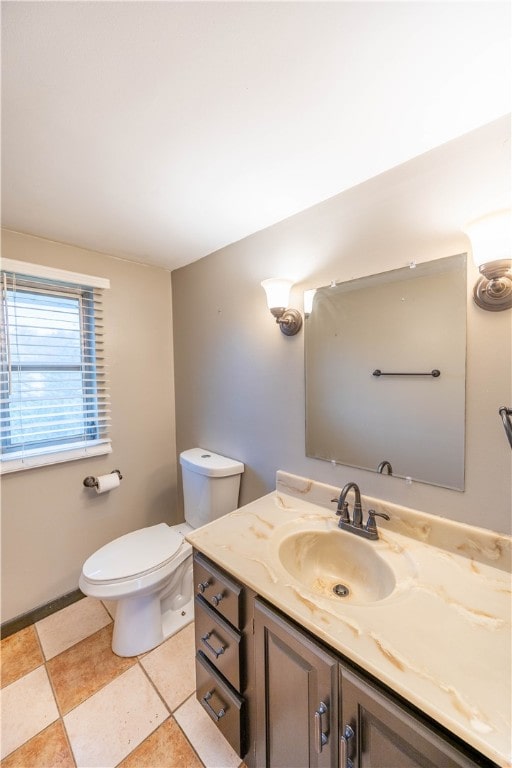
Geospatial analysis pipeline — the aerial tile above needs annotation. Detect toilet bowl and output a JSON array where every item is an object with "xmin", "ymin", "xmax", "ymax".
[
  {"xmin": 79, "ymin": 522, "xmax": 193, "ymax": 656},
  {"xmin": 79, "ymin": 448, "xmax": 244, "ymax": 656}
]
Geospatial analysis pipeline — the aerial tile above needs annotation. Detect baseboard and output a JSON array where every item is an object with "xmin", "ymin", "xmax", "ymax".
[{"xmin": 1, "ymin": 589, "xmax": 85, "ymax": 639}]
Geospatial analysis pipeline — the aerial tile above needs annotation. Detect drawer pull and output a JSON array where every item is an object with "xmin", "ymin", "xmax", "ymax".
[
  {"xmin": 211, "ymin": 592, "xmax": 224, "ymax": 606},
  {"xmin": 197, "ymin": 580, "xmax": 210, "ymax": 594},
  {"xmin": 202, "ymin": 690, "xmax": 226, "ymax": 722},
  {"xmin": 314, "ymin": 701, "xmax": 328, "ymax": 754},
  {"xmin": 340, "ymin": 724, "xmax": 354, "ymax": 768},
  {"xmin": 201, "ymin": 631, "xmax": 226, "ymax": 659}
]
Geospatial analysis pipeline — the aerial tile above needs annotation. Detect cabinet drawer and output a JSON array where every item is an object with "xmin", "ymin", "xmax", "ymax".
[
  {"xmin": 196, "ymin": 650, "xmax": 246, "ymax": 757},
  {"xmin": 194, "ymin": 552, "xmax": 242, "ymax": 629},
  {"xmin": 195, "ymin": 595, "xmax": 242, "ymax": 690}
]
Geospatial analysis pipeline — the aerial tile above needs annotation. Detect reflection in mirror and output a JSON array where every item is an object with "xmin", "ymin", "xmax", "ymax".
[{"xmin": 305, "ymin": 255, "xmax": 467, "ymax": 490}]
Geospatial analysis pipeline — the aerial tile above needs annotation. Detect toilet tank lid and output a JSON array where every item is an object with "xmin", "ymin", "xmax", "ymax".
[{"xmin": 180, "ymin": 448, "xmax": 244, "ymax": 477}]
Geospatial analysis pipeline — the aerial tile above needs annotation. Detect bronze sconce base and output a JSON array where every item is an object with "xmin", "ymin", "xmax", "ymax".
[
  {"xmin": 270, "ymin": 306, "xmax": 303, "ymax": 336},
  {"xmin": 473, "ymin": 259, "xmax": 512, "ymax": 311}
]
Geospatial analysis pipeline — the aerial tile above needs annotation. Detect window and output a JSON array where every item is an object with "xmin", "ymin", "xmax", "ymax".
[{"xmin": 1, "ymin": 259, "xmax": 111, "ymax": 472}]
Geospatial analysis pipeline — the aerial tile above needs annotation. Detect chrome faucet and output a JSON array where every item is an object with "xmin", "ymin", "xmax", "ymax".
[{"xmin": 331, "ymin": 482, "xmax": 390, "ymax": 540}]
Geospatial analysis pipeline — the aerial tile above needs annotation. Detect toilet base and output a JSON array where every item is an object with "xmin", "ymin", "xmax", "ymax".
[
  {"xmin": 111, "ymin": 594, "xmax": 194, "ymax": 656},
  {"xmin": 110, "ymin": 553, "xmax": 194, "ymax": 657},
  {"xmin": 161, "ymin": 595, "xmax": 194, "ymax": 644}
]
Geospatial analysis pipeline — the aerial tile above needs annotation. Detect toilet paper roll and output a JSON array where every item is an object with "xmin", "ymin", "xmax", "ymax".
[{"xmin": 95, "ymin": 473, "xmax": 120, "ymax": 494}]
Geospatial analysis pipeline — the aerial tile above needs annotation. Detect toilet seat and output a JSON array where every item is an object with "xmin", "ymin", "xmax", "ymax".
[
  {"xmin": 82, "ymin": 523, "xmax": 184, "ymax": 584},
  {"xmin": 78, "ymin": 446, "xmax": 243, "ymax": 656}
]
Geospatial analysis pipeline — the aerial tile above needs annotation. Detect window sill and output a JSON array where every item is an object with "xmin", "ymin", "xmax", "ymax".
[{"xmin": 0, "ymin": 440, "xmax": 112, "ymax": 474}]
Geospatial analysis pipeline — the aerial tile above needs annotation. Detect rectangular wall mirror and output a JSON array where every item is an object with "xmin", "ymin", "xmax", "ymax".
[{"xmin": 305, "ymin": 254, "xmax": 467, "ymax": 490}]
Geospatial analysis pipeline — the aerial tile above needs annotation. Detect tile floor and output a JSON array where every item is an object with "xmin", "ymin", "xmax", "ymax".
[{"xmin": 0, "ymin": 597, "xmax": 246, "ymax": 768}]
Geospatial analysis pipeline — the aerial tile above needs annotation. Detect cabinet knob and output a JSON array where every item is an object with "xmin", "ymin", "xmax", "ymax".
[
  {"xmin": 197, "ymin": 581, "xmax": 210, "ymax": 594},
  {"xmin": 211, "ymin": 593, "xmax": 223, "ymax": 606}
]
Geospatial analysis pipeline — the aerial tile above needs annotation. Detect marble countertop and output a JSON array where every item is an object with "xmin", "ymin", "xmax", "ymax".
[{"xmin": 187, "ymin": 471, "xmax": 512, "ymax": 767}]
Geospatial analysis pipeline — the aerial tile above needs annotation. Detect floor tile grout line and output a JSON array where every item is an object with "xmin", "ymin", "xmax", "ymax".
[
  {"xmin": 32, "ymin": 620, "xmax": 78, "ymax": 767},
  {"xmin": 135, "ymin": 659, "xmax": 208, "ymax": 768},
  {"xmin": 10, "ymin": 615, "xmax": 136, "ymax": 766},
  {"xmin": 35, "ymin": 605, "xmax": 114, "ymax": 664},
  {"xmin": 0, "ymin": 624, "xmax": 77, "ymax": 767},
  {"xmin": 53, "ymin": 656, "xmax": 170, "ymax": 768},
  {"xmin": 32, "ymin": 618, "xmax": 46, "ymax": 658},
  {"xmin": 43, "ymin": 651, "xmax": 166, "ymax": 768},
  {"xmin": 122, "ymin": 656, "xmax": 175, "ymax": 763},
  {"xmin": 3, "ymin": 612, "xmax": 244, "ymax": 768},
  {"xmin": 136, "ymin": 654, "xmax": 172, "ymax": 714},
  {"xmin": 42, "ymin": 624, "xmax": 203, "ymax": 768},
  {"xmin": 174, "ymin": 692, "xmax": 211, "ymax": 768},
  {"xmin": 44, "ymin": 667, "xmax": 78, "ymax": 768},
  {"xmin": 43, "ymin": 653, "xmax": 78, "ymax": 768},
  {"xmin": 175, "ymin": 692, "xmax": 247, "ymax": 768},
  {"xmin": 1, "ymin": 623, "xmax": 44, "ymax": 690},
  {"xmin": 41, "ymin": 620, "xmax": 136, "ymax": 717}
]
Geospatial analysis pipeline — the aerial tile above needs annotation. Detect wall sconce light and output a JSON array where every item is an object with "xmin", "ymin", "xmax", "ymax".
[
  {"xmin": 261, "ymin": 278, "xmax": 303, "ymax": 336},
  {"xmin": 463, "ymin": 209, "xmax": 511, "ymax": 311}
]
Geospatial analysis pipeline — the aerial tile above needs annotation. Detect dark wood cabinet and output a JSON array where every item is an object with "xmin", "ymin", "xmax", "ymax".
[
  {"xmin": 192, "ymin": 551, "xmax": 496, "ymax": 768},
  {"xmin": 254, "ymin": 598, "xmax": 339, "ymax": 768},
  {"xmin": 340, "ymin": 665, "xmax": 489, "ymax": 768},
  {"xmin": 192, "ymin": 552, "xmax": 250, "ymax": 758}
]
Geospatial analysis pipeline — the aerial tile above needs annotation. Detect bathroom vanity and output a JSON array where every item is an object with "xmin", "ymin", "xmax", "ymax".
[{"xmin": 187, "ymin": 471, "xmax": 511, "ymax": 768}]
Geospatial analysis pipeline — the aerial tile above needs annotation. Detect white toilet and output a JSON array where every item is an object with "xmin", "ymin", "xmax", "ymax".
[{"xmin": 79, "ymin": 448, "xmax": 244, "ymax": 656}]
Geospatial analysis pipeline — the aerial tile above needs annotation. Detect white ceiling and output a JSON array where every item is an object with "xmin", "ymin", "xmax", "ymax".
[{"xmin": 1, "ymin": 1, "xmax": 510, "ymax": 272}]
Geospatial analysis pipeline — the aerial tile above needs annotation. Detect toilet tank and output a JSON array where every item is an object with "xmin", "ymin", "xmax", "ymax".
[{"xmin": 180, "ymin": 448, "xmax": 244, "ymax": 530}]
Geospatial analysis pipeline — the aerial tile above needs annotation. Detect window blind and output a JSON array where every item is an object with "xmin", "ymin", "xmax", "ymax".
[{"xmin": 0, "ymin": 260, "xmax": 111, "ymax": 472}]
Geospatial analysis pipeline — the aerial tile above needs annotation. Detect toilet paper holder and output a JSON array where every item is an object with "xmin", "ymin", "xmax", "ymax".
[{"xmin": 83, "ymin": 469, "xmax": 123, "ymax": 488}]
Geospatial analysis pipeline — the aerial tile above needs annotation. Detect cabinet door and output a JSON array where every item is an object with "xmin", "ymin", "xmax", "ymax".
[
  {"xmin": 340, "ymin": 666, "xmax": 489, "ymax": 768},
  {"xmin": 255, "ymin": 599, "xmax": 338, "ymax": 768}
]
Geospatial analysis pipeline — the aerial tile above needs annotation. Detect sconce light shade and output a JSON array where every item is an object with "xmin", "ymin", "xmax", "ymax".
[
  {"xmin": 261, "ymin": 278, "xmax": 303, "ymax": 336},
  {"xmin": 303, "ymin": 289, "xmax": 317, "ymax": 317},
  {"xmin": 463, "ymin": 209, "xmax": 511, "ymax": 311},
  {"xmin": 261, "ymin": 278, "xmax": 293, "ymax": 312}
]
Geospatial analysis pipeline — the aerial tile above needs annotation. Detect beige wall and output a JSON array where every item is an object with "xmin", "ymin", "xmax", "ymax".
[
  {"xmin": 172, "ymin": 116, "xmax": 512, "ymax": 535},
  {"xmin": 1, "ymin": 231, "xmax": 177, "ymax": 623},
  {"xmin": 2, "ymin": 116, "xmax": 510, "ymax": 624}
]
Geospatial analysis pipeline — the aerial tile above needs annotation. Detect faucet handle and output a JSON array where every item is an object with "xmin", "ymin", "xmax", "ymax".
[{"xmin": 366, "ymin": 509, "xmax": 390, "ymax": 535}]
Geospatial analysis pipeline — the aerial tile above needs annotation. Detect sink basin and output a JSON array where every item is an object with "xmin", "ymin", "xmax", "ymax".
[{"xmin": 278, "ymin": 529, "xmax": 397, "ymax": 604}]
